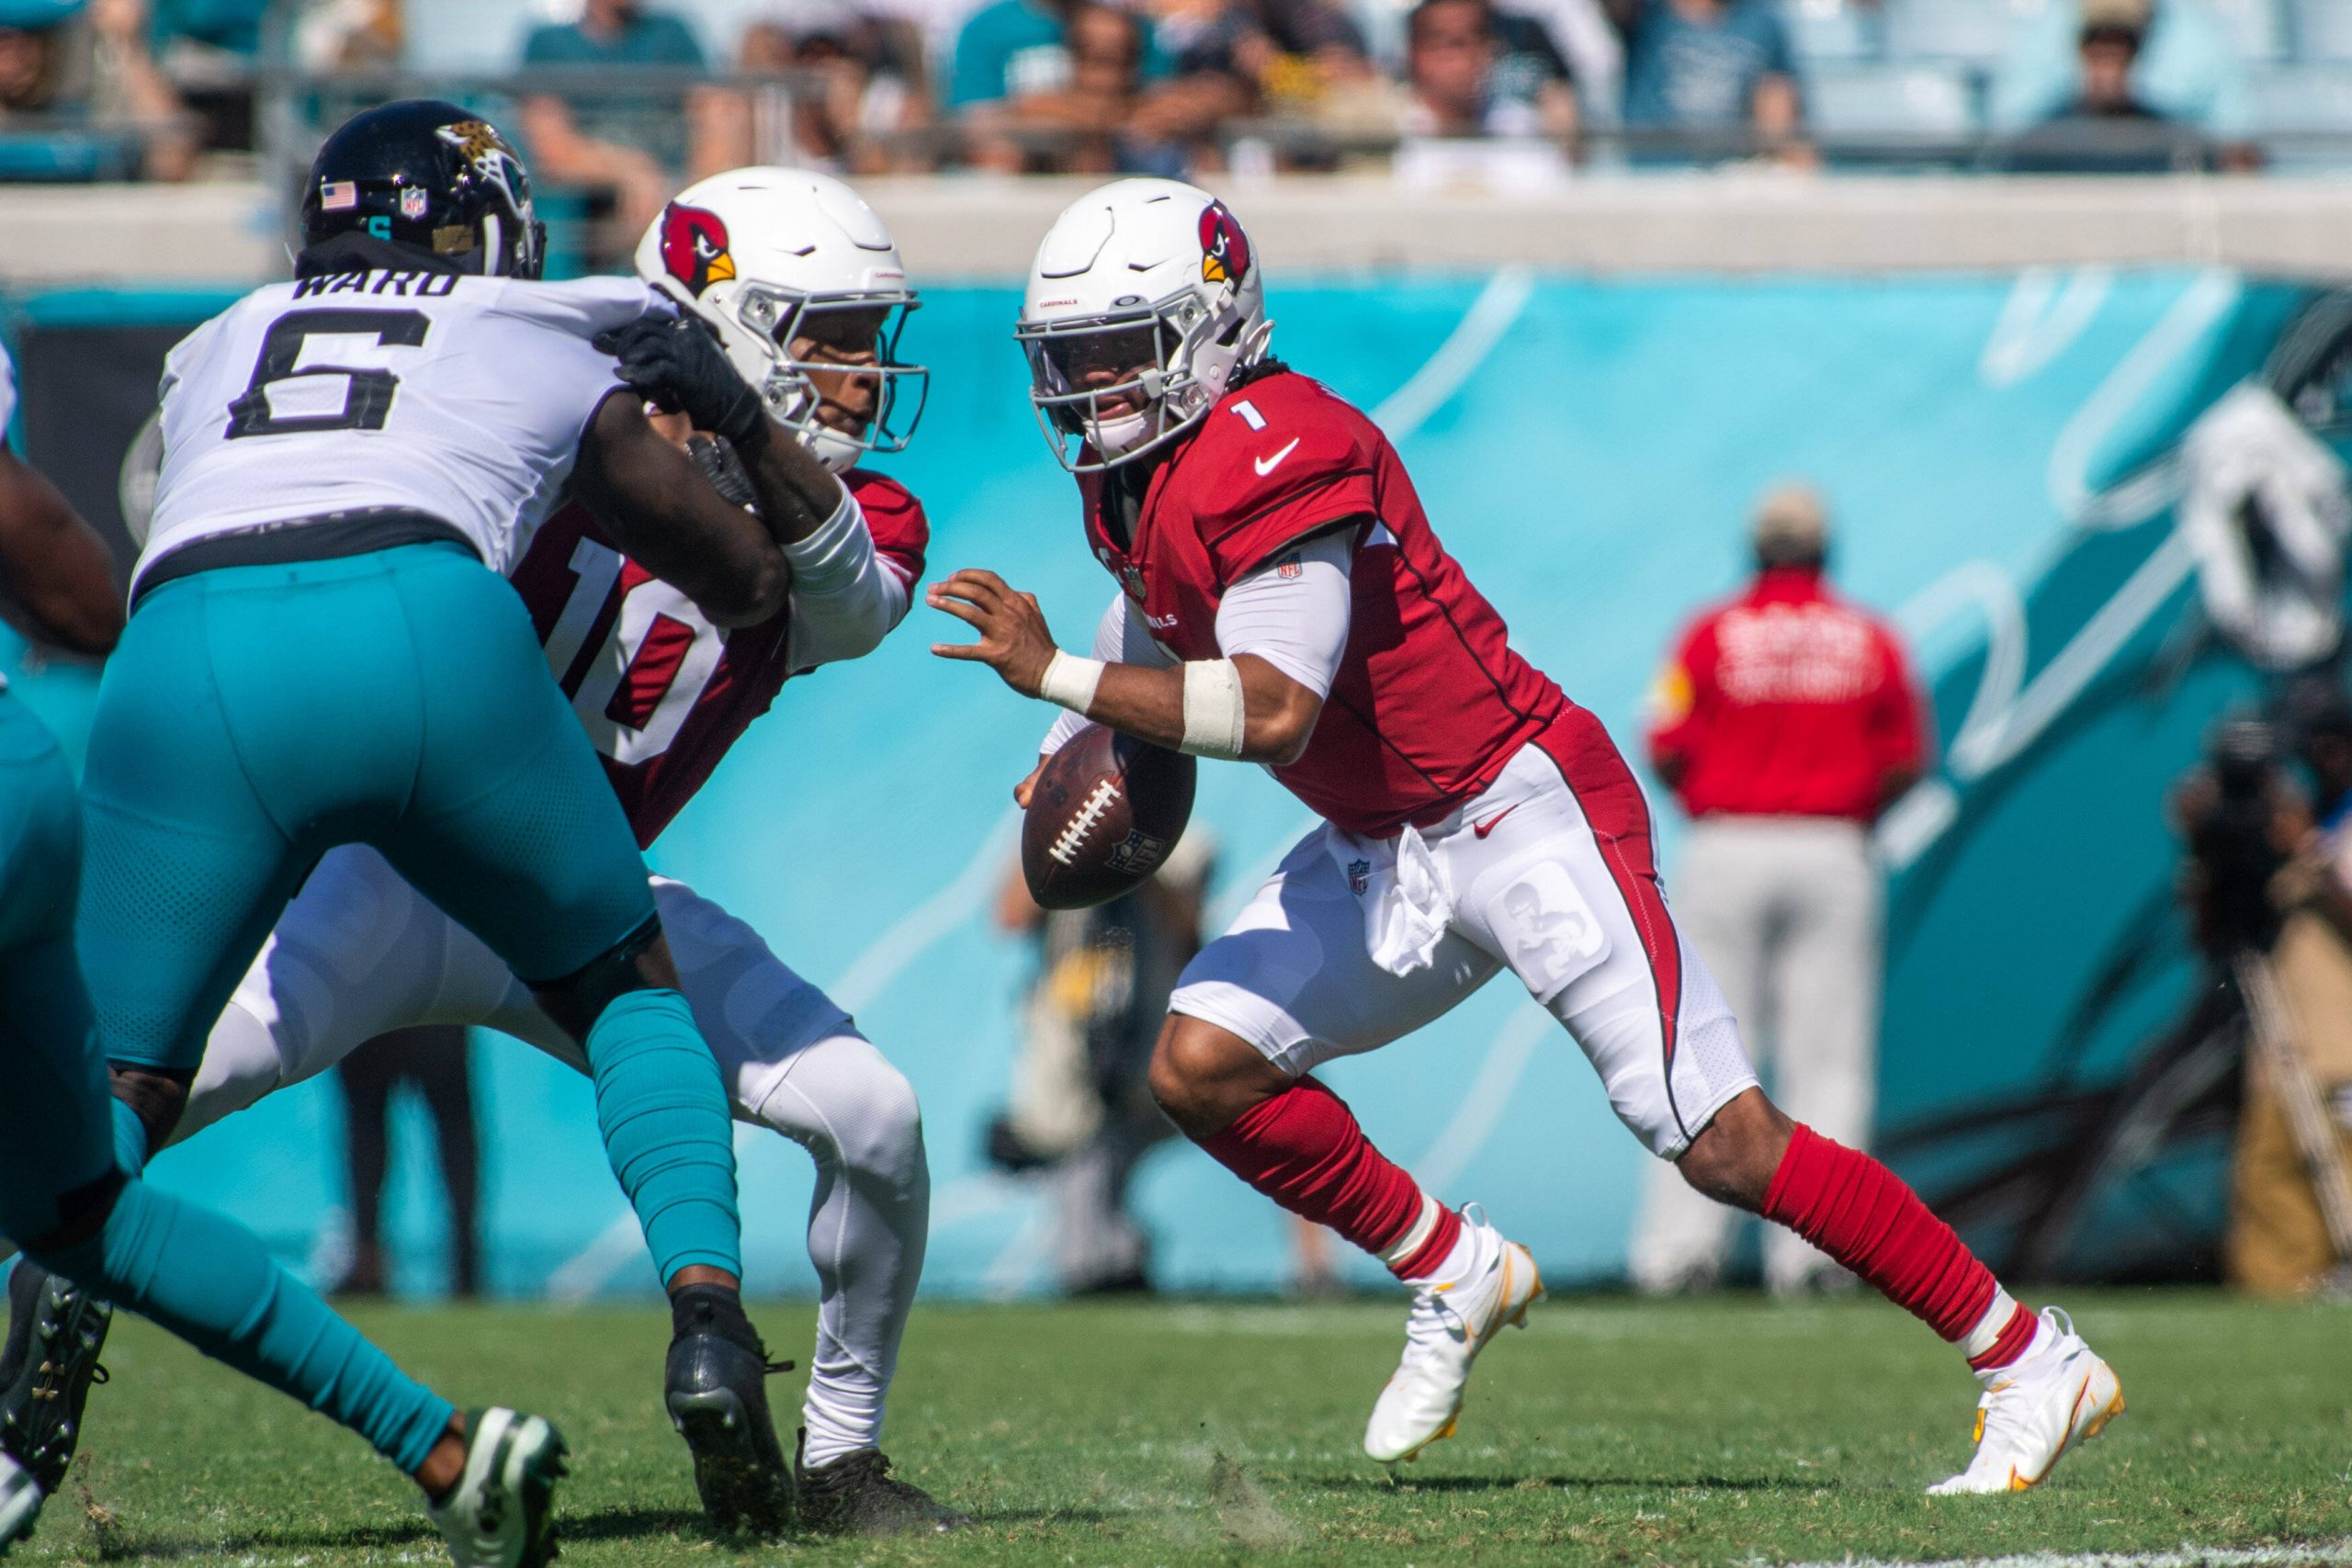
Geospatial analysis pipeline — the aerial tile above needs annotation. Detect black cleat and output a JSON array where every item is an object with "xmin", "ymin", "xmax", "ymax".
[
  {"xmin": 663, "ymin": 1292, "xmax": 795, "ymax": 1538},
  {"xmin": 0, "ymin": 1263, "xmax": 110, "ymax": 1493},
  {"xmin": 797, "ymin": 1432, "xmax": 973, "ymax": 1537}
]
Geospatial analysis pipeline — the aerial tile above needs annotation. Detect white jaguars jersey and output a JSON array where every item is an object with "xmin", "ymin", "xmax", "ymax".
[
  {"xmin": 0, "ymin": 341, "xmax": 17, "ymax": 434},
  {"xmin": 139, "ymin": 271, "xmax": 664, "ymax": 592}
]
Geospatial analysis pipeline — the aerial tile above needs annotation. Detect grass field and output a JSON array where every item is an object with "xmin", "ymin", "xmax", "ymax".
[{"xmin": 8, "ymin": 1291, "xmax": 2347, "ymax": 1566}]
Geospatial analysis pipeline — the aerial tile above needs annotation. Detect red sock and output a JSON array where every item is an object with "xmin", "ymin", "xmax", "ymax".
[
  {"xmin": 1197, "ymin": 1077, "xmax": 1461, "ymax": 1280},
  {"xmin": 1760, "ymin": 1123, "xmax": 1997, "ymax": 1342}
]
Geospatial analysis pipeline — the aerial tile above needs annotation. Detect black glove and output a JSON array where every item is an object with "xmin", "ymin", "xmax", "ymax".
[
  {"xmin": 685, "ymin": 432, "xmax": 760, "ymax": 511},
  {"xmin": 598, "ymin": 313, "xmax": 768, "ymax": 454}
]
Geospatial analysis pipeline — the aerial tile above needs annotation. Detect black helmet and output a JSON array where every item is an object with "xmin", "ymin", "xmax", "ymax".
[{"xmin": 300, "ymin": 99, "xmax": 546, "ymax": 279}]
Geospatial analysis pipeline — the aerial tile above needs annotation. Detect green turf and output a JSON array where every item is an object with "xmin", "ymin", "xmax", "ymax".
[{"xmin": 9, "ymin": 1291, "xmax": 2347, "ymax": 1565}]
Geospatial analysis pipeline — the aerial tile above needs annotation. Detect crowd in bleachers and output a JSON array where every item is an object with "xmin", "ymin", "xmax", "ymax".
[{"xmin": 3, "ymin": 0, "xmax": 2348, "ymax": 197}]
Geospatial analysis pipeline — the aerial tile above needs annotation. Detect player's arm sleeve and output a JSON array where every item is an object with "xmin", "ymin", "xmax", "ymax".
[
  {"xmin": 780, "ymin": 492, "xmax": 911, "ymax": 671},
  {"xmin": 1210, "ymin": 529, "xmax": 1352, "ymax": 700},
  {"xmin": 1039, "ymin": 590, "xmax": 1177, "ymax": 757}
]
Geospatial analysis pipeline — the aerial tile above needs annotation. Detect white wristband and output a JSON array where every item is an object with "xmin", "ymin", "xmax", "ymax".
[
  {"xmin": 1180, "ymin": 658, "xmax": 1248, "ymax": 761},
  {"xmin": 1038, "ymin": 649, "xmax": 1105, "ymax": 715}
]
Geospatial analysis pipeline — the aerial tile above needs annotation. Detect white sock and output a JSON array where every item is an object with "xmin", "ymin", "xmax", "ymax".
[
  {"xmin": 1378, "ymin": 1194, "xmax": 1443, "ymax": 1271},
  {"xmin": 1401, "ymin": 1209, "xmax": 1478, "ymax": 1286},
  {"xmin": 1961, "ymin": 1288, "xmax": 2043, "ymax": 1368},
  {"xmin": 801, "ymin": 1372, "xmax": 886, "ymax": 1470}
]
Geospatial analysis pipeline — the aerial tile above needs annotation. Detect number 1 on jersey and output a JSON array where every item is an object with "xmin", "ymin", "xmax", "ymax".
[{"xmin": 1231, "ymin": 400, "xmax": 1267, "ymax": 432}]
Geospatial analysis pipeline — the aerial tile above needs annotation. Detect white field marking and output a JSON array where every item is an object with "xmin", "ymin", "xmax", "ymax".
[
  {"xmin": 1981, "ymin": 266, "xmax": 2114, "ymax": 389},
  {"xmin": 1371, "ymin": 266, "xmax": 1538, "ymax": 443},
  {"xmin": 1765, "ymin": 1540, "xmax": 2352, "ymax": 1568}
]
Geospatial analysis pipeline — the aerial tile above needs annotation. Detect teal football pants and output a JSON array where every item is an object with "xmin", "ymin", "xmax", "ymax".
[
  {"xmin": 77, "ymin": 542, "xmax": 741, "ymax": 1282},
  {"xmin": 0, "ymin": 692, "xmax": 455, "ymax": 1474}
]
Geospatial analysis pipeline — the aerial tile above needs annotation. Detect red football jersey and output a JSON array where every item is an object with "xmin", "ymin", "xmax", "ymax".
[
  {"xmin": 1645, "ymin": 567, "xmax": 1928, "ymax": 822},
  {"xmin": 1080, "ymin": 370, "xmax": 1571, "ymax": 839},
  {"xmin": 510, "ymin": 468, "xmax": 929, "ymax": 847}
]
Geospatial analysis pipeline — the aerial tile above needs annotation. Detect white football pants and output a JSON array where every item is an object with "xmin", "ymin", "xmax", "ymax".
[
  {"xmin": 174, "ymin": 843, "xmax": 928, "ymax": 1468},
  {"xmin": 1630, "ymin": 816, "xmax": 1883, "ymax": 1294}
]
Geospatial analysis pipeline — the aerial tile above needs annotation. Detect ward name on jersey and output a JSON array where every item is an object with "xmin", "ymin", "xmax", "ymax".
[
  {"xmin": 511, "ymin": 469, "xmax": 929, "ymax": 847},
  {"xmin": 141, "ymin": 271, "xmax": 664, "ymax": 592},
  {"xmin": 1080, "ymin": 369, "xmax": 1572, "ymax": 840}
]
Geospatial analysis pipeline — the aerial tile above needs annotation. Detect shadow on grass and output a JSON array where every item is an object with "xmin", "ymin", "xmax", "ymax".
[
  {"xmin": 79, "ymin": 1506, "xmax": 728, "ymax": 1562},
  {"xmin": 1306, "ymin": 1472, "xmax": 1825, "ymax": 1495}
]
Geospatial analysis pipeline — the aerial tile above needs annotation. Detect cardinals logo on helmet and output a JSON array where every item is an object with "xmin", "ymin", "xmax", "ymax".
[
  {"xmin": 1199, "ymin": 200, "xmax": 1250, "ymax": 287},
  {"xmin": 659, "ymin": 203, "xmax": 737, "ymax": 297}
]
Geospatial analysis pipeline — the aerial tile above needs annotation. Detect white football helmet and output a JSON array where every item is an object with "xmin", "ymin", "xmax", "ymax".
[
  {"xmin": 1016, "ymin": 178, "xmax": 1272, "ymax": 473},
  {"xmin": 634, "ymin": 166, "xmax": 926, "ymax": 473}
]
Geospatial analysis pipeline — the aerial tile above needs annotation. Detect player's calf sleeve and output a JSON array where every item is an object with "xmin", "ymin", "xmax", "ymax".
[
  {"xmin": 1760, "ymin": 1123, "xmax": 2039, "ymax": 1367},
  {"xmin": 585, "ymin": 988, "xmax": 743, "ymax": 1283},
  {"xmin": 34, "ymin": 1179, "xmax": 454, "ymax": 1473},
  {"xmin": 1196, "ymin": 1077, "xmax": 1461, "ymax": 1280},
  {"xmin": 107, "ymin": 1099, "xmax": 148, "ymax": 1174}
]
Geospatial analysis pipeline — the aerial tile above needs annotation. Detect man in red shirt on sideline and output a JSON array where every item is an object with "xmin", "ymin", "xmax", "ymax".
[
  {"xmin": 930, "ymin": 180, "xmax": 2121, "ymax": 1495},
  {"xmin": 1636, "ymin": 483, "xmax": 1929, "ymax": 1295}
]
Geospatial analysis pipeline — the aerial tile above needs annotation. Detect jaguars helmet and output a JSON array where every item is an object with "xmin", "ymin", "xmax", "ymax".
[{"xmin": 300, "ymin": 99, "xmax": 546, "ymax": 279}]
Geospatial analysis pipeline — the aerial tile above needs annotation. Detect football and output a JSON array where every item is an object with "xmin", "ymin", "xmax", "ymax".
[{"xmin": 1021, "ymin": 724, "xmax": 1197, "ymax": 910}]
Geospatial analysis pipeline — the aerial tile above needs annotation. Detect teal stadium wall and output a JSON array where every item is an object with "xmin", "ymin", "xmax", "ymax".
[{"xmin": 1, "ymin": 268, "xmax": 2321, "ymax": 1296}]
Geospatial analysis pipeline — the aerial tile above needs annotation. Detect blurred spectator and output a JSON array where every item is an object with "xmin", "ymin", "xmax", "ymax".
[
  {"xmin": 1989, "ymin": 0, "xmax": 2257, "ymax": 171},
  {"xmin": 956, "ymin": 0, "xmax": 1189, "ymax": 174},
  {"xmin": 1394, "ymin": 0, "xmax": 1575, "ymax": 189},
  {"xmin": 1147, "ymin": 0, "xmax": 1379, "ymax": 164},
  {"xmin": 987, "ymin": 830, "xmax": 1214, "ymax": 1295},
  {"xmin": 1616, "ymin": 0, "xmax": 1807, "ymax": 165},
  {"xmin": 1505, "ymin": 0, "xmax": 1621, "ymax": 123},
  {"xmin": 148, "ymin": 0, "xmax": 259, "ymax": 151},
  {"xmin": 1999, "ymin": 0, "xmax": 2214, "ymax": 174},
  {"xmin": 294, "ymin": 0, "xmax": 401, "ymax": 73},
  {"xmin": 335, "ymin": 1025, "xmax": 481, "ymax": 1300},
  {"xmin": 519, "ymin": 0, "xmax": 729, "ymax": 258},
  {"xmin": 726, "ymin": 1, "xmax": 935, "ymax": 174},
  {"xmin": 1632, "ymin": 483, "xmax": 1928, "ymax": 1295},
  {"xmin": 0, "ymin": 0, "xmax": 195, "ymax": 181}
]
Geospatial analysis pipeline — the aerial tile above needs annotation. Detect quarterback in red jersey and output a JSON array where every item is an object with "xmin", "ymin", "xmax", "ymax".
[
  {"xmin": 933, "ymin": 179, "xmax": 2123, "ymax": 1495},
  {"xmin": 27, "ymin": 170, "xmax": 967, "ymax": 1537}
]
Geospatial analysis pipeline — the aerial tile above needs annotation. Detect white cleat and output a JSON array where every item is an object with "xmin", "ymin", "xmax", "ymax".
[
  {"xmin": 1928, "ymin": 1307, "xmax": 2124, "ymax": 1495},
  {"xmin": 427, "ymin": 1407, "xmax": 569, "ymax": 1568},
  {"xmin": 0, "ymin": 1449, "xmax": 42, "ymax": 1556},
  {"xmin": 1363, "ymin": 1208, "xmax": 1544, "ymax": 1464}
]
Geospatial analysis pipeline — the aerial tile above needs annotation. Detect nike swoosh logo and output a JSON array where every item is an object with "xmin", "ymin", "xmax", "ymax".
[
  {"xmin": 1472, "ymin": 804, "xmax": 1521, "ymax": 840},
  {"xmin": 1254, "ymin": 438, "xmax": 1301, "ymax": 477}
]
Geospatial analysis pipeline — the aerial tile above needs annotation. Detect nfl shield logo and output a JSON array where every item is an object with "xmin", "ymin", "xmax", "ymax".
[
  {"xmin": 1119, "ymin": 563, "xmax": 1147, "ymax": 603},
  {"xmin": 401, "ymin": 186, "xmax": 430, "ymax": 220},
  {"xmin": 1276, "ymin": 552, "xmax": 1302, "ymax": 580},
  {"xmin": 1348, "ymin": 858, "xmax": 1372, "ymax": 896}
]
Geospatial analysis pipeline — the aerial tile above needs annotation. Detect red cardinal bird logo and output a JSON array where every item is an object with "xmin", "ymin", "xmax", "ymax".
[
  {"xmin": 658, "ymin": 202, "xmax": 736, "ymax": 297},
  {"xmin": 1198, "ymin": 200, "xmax": 1250, "ymax": 287}
]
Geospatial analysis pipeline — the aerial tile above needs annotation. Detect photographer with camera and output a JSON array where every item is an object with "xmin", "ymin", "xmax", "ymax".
[{"xmin": 2174, "ymin": 687, "xmax": 2352, "ymax": 1296}]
